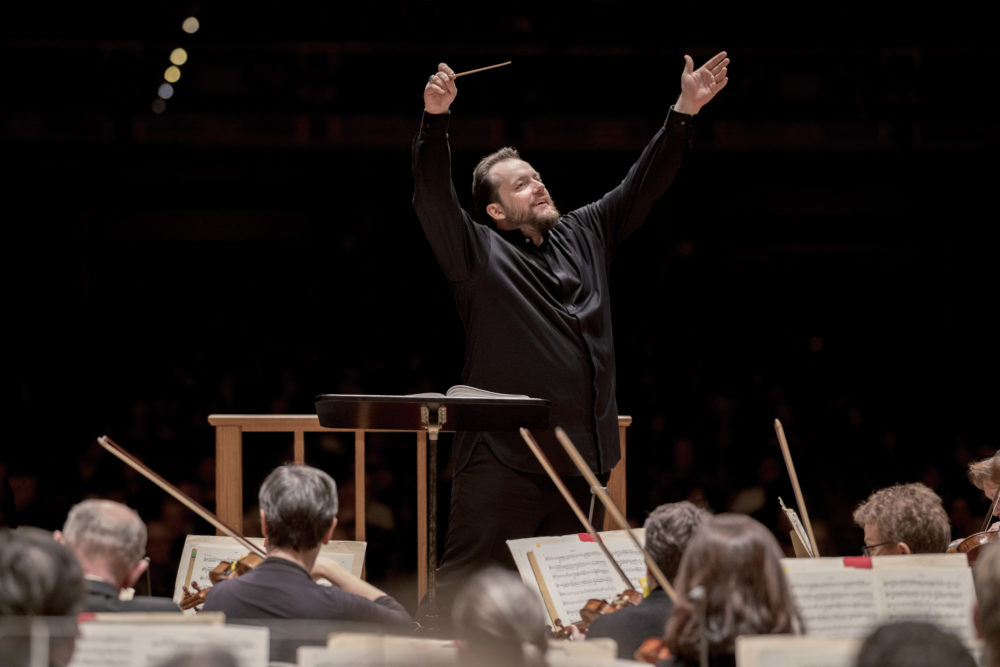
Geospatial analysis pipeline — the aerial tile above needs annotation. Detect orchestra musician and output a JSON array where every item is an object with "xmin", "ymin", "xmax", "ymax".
[
  {"xmin": 659, "ymin": 514, "xmax": 802, "ymax": 667},
  {"xmin": 54, "ymin": 499, "xmax": 180, "ymax": 613},
  {"xmin": 583, "ymin": 501, "xmax": 710, "ymax": 659},
  {"xmin": 201, "ymin": 463, "xmax": 412, "ymax": 627},
  {"xmin": 853, "ymin": 620, "xmax": 977, "ymax": 667},
  {"xmin": 852, "ymin": 482, "xmax": 951, "ymax": 556},
  {"xmin": 974, "ymin": 544, "xmax": 1000, "ymax": 667},
  {"xmin": 452, "ymin": 567, "xmax": 549, "ymax": 667},
  {"xmin": 0, "ymin": 526, "xmax": 84, "ymax": 667},
  {"xmin": 968, "ymin": 450, "xmax": 1000, "ymax": 527},
  {"xmin": 413, "ymin": 50, "xmax": 729, "ymax": 619}
]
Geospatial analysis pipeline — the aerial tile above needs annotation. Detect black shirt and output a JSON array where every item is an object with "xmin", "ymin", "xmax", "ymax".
[
  {"xmin": 412, "ymin": 109, "xmax": 692, "ymax": 476},
  {"xmin": 201, "ymin": 557, "xmax": 411, "ymax": 627}
]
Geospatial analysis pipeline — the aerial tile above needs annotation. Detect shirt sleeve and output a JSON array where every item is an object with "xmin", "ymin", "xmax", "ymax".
[
  {"xmin": 342, "ymin": 593, "xmax": 413, "ymax": 627},
  {"xmin": 580, "ymin": 107, "xmax": 694, "ymax": 252},
  {"xmin": 411, "ymin": 111, "xmax": 490, "ymax": 283}
]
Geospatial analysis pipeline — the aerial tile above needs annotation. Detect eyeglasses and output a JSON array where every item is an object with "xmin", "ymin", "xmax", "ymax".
[{"xmin": 861, "ymin": 541, "xmax": 892, "ymax": 556}]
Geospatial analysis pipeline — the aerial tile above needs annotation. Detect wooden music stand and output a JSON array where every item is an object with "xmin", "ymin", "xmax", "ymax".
[{"xmin": 315, "ymin": 391, "xmax": 550, "ymax": 626}]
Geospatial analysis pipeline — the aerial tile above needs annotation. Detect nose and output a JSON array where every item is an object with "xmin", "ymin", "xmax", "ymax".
[{"xmin": 531, "ymin": 179, "xmax": 545, "ymax": 194}]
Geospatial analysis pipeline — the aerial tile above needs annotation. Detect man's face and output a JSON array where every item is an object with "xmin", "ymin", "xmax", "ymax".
[
  {"xmin": 863, "ymin": 522, "xmax": 905, "ymax": 556},
  {"xmin": 487, "ymin": 159, "xmax": 561, "ymax": 235}
]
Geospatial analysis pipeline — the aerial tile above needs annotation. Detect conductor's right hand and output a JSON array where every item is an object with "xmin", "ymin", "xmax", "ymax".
[{"xmin": 424, "ymin": 62, "xmax": 457, "ymax": 114}]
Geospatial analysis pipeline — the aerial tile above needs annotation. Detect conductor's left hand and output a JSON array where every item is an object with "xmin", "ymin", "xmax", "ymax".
[{"xmin": 674, "ymin": 51, "xmax": 729, "ymax": 115}]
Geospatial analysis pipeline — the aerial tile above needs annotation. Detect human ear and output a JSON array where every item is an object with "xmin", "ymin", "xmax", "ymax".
[{"xmin": 486, "ymin": 202, "xmax": 505, "ymax": 223}]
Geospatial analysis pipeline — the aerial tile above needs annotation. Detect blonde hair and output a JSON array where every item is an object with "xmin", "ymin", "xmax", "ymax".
[{"xmin": 968, "ymin": 451, "xmax": 1000, "ymax": 491}]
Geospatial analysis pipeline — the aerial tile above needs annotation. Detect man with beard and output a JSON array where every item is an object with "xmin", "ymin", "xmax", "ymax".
[{"xmin": 412, "ymin": 51, "xmax": 729, "ymax": 618}]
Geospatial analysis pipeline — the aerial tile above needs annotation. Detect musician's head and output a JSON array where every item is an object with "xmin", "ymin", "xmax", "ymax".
[
  {"xmin": 852, "ymin": 482, "xmax": 950, "ymax": 555},
  {"xmin": 55, "ymin": 498, "xmax": 149, "ymax": 590},
  {"xmin": 974, "ymin": 544, "xmax": 1000, "ymax": 667},
  {"xmin": 0, "ymin": 526, "xmax": 84, "ymax": 666},
  {"xmin": 258, "ymin": 463, "xmax": 338, "ymax": 552},
  {"xmin": 452, "ymin": 567, "xmax": 547, "ymax": 667},
  {"xmin": 968, "ymin": 450, "xmax": 1000, "ymax": 514},
  {"xmin": 644, "ymin": 501, "xmax": 710, "ymax": 582},
  {"xmin": 855, "ymin": 620, "xmax": 976, "ymax": 667},
  {"xmin": 664, "ymin": 514, "xmax": 802, "ymax": 662},
  {"xmin": 472, "ymin": 147, "xmax": 561, "ymax": 240}
]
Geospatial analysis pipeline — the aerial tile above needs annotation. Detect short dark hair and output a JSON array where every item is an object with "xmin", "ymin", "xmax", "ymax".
[
  {"xmin": 643, "ymin": 501, "xmax": 710, "ymax": 581},
  {"xmin": 258, "ymin": 464, "xmax": 338, "ymax": 552},
  {"xmin": 855, "ymin": 621, "xmax": 977, "ymax": 667},
  {"xmin": 852, "ymin": 482, "xmax": 951, "ymax": 554},
  {"xmin": 665, "ymin": 514, "xmax": 802, "ymax": 661},
  {"xmin": 471, "ymin": 146, "xmax": 520, "ymax": 224}
]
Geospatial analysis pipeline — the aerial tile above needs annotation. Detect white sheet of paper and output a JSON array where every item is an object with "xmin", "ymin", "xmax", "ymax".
[
  {"xmin": 735, "ymin": 635, "xmax": 859, "ymax": 667},
  {"xmin": 530, "ymin": 536, "xmax": 646, "ymax": 625},
  {"xmin": 67, "ymin": 622, "xmax": 268, "ymax": 667}
]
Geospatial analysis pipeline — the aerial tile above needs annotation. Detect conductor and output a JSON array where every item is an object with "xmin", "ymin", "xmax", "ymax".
[{"xmin": 412, "ymin": 51, "xmax": 729, "ymax": 613}]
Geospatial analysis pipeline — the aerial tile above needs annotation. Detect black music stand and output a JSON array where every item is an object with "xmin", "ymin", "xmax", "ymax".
[{"xmin": 315, "ymin": 391, "xmax": 550, "ymax": 626}]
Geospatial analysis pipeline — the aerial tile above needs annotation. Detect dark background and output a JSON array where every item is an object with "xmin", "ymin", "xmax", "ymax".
[{"xmin": 4, "ymin": 3, "xmax": 996, "ymax": 609}]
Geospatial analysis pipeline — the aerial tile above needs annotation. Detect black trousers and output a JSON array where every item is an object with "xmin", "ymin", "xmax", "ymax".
[{"xmin": 434, "ymin": 441, "xmax": 607, "ymax": 618}]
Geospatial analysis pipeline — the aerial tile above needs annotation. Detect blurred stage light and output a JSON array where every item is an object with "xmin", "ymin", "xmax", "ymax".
[
  {"xmin": 170, "ymin": 48, "xmax": 189, "ymax": 66},
  {"xmin": 164, "ymin": 66, "xmax": 181, "ymax": 83},
  {"xmin": 182, "ymin": 17, "xmax": 200, "ymax": 34},
  {"xmin": 158, "ymin": 83, "xmax": 175, "ymax": 99},
  {"xmin": 152, "ymin": 99, "xmax": 167, "ymax": 114}
]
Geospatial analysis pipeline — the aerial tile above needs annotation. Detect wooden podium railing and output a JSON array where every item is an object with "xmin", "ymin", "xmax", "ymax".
[{"xmin": 207, "ymin": 414, "xmax": 631, "ymax": 603}]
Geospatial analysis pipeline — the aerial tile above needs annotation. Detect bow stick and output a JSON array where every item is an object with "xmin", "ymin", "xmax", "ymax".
[
  {"xmin": 519, "ymin": 428, "xmax": 635, "ymax": 592},
  {"xmin": 97, "ymin": 435, "xmax": 266, "ymax": 559},
  {"xmin": 552, "ymin": 427, "xmax": 678, "ymax": 603},
  {"xmin": 773, "ymin": 419, "xmax": 820, "ymax": 558}
]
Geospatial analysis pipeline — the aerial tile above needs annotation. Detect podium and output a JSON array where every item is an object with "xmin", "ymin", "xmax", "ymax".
[{"xmin": 315, "ymin": 391, "xmax": 550, "ymax": 624}]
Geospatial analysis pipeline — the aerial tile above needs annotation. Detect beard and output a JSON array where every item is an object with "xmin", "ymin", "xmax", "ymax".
[{"xmin": 506, "ymin": 199, "xmax": 561, "ymax": 235}]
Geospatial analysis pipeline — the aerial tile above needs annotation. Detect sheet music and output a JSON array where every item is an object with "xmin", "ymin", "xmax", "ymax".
[
  {"xmin": 67, "ymin": 622, "xmax": 268, "ymax": 667},
  {"xmin": 783, "ymin": 568, "xmax": 882, "ymax": 638},
  {"xmin": 876, "ymin": 567, "xmax": 977, "ymax": 642},
  {"xmin": 782, "ymin": 554, "xmax": 978, "ymax": 642},
  {"xmin": 298, "ymin": 636, "xmax": 459, "ymax": 667},
  {"xmin": 735, "ymin": 635, "xmax": 859, "ymax": 667},
  {"xmin": 531, "ymin": 538, "xmax": 645, "ymax": 625}
]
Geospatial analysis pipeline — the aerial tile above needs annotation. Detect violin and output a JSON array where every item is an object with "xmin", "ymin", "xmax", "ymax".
[
  {"xmin": 178, "ymin": 552, "xmax": 265, "ymax": 609},
  {"xmin": 947, "ymin": 481, "xmax": 1000, "ymax": 564},
  {"xmin": 549, "ymin": 589, "xmax": 643, "ymax": 639},
  {"xmin": 97, "ymin": 435, "xmax": 267, "ymax": 610}
]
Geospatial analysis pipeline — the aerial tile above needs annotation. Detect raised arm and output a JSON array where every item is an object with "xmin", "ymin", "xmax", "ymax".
[
  {"xmin": 412, "ymin": 62, "xmax": 488, "ymax": 283},
  {"xmin": 584, "ymin": 51, "xmax": 729, "ymax": 248}
]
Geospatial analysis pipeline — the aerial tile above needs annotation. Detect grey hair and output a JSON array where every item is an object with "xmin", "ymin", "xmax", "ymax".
[
  {"xmin": 62, "ymin": 499, "xmax": 146, "ymax": 582},
  {"xmin": 644, "ymin": 501, "xmax": 711, "ymax": 581},
  {"xmin": 259, "ymin": 464, "xmax": 338, "ymax": 552},
  {"xmin": 453, "ymin": 567, "xmax": 547, "ymax": 667}
]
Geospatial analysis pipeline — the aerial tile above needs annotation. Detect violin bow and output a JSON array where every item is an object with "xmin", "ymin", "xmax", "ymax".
[
  {"xmin": 519, "ymin": 428, "xmax": 636, "ymax": 592},
  {"xmin": 981, "ymin": 483, "xmax": 1000, "ymax": 533},
  {"xmin": 552, "ymin": 427, "xmax": 678, "ymax": 603},
  {"xmin": 97, "ymin": 435, "xmax": 266, "ymax": 559},
  {"xmin": 773, "ymin": 419, "xmax": 820, "ymax": 558}
]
